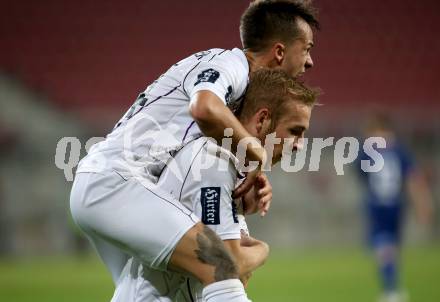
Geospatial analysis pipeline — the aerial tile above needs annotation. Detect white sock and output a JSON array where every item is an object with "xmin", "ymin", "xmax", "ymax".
[{"xmin": 202, "ymin": 279, "xmax": 251, "ymax": 302}]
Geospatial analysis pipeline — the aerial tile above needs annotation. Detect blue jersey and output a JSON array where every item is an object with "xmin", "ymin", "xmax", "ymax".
[
  {"xmin": 359, "ymin": 142, "xmax": 414, "ymax": 207},
  {"xmin": 358, "ymin": 141, "xmax": 414, "ymax": 244}
]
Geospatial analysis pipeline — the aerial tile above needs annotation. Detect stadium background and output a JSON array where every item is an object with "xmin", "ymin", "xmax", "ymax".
[{"xmin": 0, "ymin": 0, "xmax": 439, "ymax": 301}]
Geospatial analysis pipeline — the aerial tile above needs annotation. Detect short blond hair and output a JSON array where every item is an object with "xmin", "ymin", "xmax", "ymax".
[{"xmin": 240, "ymin": 68, "xmax": 319, "ymax": 123}]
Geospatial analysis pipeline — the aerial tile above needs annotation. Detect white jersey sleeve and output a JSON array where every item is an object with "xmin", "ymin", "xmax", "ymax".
[
  {"xmin": 185, "ymin": 50, "xmax": 249, "ymax": 108},
  {"xmin": 158, "ymin": 138, "xmax": 241, "ymax": 241},
  {"xmin": 184, "ymin": 160, "xmax": 240, "ymax": 241}
]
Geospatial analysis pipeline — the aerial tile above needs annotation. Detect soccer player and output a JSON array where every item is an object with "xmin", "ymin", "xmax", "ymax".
[
  {"xmin": 357, "ymin": 114, "xmax": 433, "ymax": 302},
  {"xmin": 70, "ymin": 1, "xmax": 319, "ymax": 301},
  {"xmin": 110, "ymin": 69, "xmax": 318, "ymax": 302}
]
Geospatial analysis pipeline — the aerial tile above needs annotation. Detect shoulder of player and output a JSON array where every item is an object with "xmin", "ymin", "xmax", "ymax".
[
  {"xmin": 173, "ymin": 137, "xmax": 210, "ymax": 166},
  {"xmin": 208, "ymin": 48, "xmax": 248, "ymax": 75},
  {"xmin": 201, "ymin": 141, "xmax": 238, "ymax": 178},
  {"xmin": 176, "ymin": 139, "xmax": 237, "ymax": 186},
  {"xmin": 174, "ymin": 140, "xmax": 237, "ymax": 198},
  {"xmin": 206, "ymin": 48, "xmax": 249, "ymax": 100},
  {"xmin": 172, "ymin": 138, "xmax": 236, "ymax": 176}
]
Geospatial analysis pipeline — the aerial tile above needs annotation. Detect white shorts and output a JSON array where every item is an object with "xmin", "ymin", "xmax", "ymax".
[
  {"xmin": 111, "ymin": 258, "xmax": 185, "ymax": 302},
  {"xmin": 70, "ymin": 171, "xmax": 199, "ymax": 282}
]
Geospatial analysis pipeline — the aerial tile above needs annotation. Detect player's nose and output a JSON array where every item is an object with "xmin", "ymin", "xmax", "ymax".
[
  {"xmin": 305, "ymin": 55, "xmax": 314, "ymax": 69},
  {"xmin": 293, "ymin": 138, "xmax": 305, "ymax": 151}
]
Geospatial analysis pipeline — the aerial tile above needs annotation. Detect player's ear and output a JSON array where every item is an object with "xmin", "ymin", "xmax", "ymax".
[
  {"xmin": 255, "ymin": 108, "xmax": 271, "ymax": 135},
  {"xmin": 273, "ymin": 43, "xmax": 286, "ymax": 66}
]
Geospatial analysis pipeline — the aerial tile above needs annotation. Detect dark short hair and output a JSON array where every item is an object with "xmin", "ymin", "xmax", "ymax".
[
  {"xmin": 366, "ymin": 113, "xmax": 394, "ymax": 133},
  {"xmin": 240, "ymin": 0, "xmax": 320, "ymax": 52},
  {"xmin": 240, "ymin": 69, "xmax": 319, "ymax": 123}
]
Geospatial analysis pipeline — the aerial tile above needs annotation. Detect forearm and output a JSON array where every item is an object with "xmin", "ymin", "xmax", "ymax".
[
  {"xmin": 222, "ymin": 236, "xmax": 269, "ymax": 279},
  {"xmin": 237, "ymin": 239, "xmax": 270, "ymax": 277},
  {"xmin": 190, "ymin": 90, "xmax": 266, "ymax": 163},
  {"xmin": 407, "ymin": 172, "xmax": 434, "ymax": 224}
]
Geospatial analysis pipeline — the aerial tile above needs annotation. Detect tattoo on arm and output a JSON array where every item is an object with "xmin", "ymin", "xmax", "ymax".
[{"xmin": 195, "ymin": 226, "xmax": 238, "ymax": 281}]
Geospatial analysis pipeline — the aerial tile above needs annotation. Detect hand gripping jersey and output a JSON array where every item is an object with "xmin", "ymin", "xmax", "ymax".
[{"xmin": 77, "ymin": 48, "xmax": 248, "ymax": 183}]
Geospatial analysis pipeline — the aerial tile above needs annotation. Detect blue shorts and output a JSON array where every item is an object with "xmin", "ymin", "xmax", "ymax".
[{"xmin": 366, "ymin": 204, "xmax": 403, "ymax": 247}]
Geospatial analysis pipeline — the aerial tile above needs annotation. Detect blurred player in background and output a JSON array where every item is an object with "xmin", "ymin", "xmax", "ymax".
[
  {"xmin": 357, "ymin": 114, "xmax": 434, "ymax": 302},
  {"xmin": 70, "ymin": 1, "xmax": 319, "ymax": 301},
  {"xmin": 110, "ymin": 69, "xmax": 318, "ymax": 302}
]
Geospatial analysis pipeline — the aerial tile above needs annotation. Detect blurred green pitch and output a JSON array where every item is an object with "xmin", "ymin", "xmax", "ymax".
[{"xmin": 0, "ymin": 246, "xmax": 439, "ymax": 302}]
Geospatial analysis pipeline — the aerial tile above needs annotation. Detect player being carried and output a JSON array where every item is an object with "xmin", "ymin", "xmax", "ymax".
[{"xmin": 70, "ymin": 1, "xmax": 319, "ymax": 301}]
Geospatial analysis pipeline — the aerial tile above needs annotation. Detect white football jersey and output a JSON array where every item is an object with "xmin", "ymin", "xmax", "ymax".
[
  {"xmin": 110, "ymin": 137, "xmax": 249, "ymax": 302},
  {"xmin": 158, "ymin": 137, "xmax": 243, "ymax": 241},
  {"xmin": 77, "ymin": 48, "xmax": 249, "ymax": 182}
]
